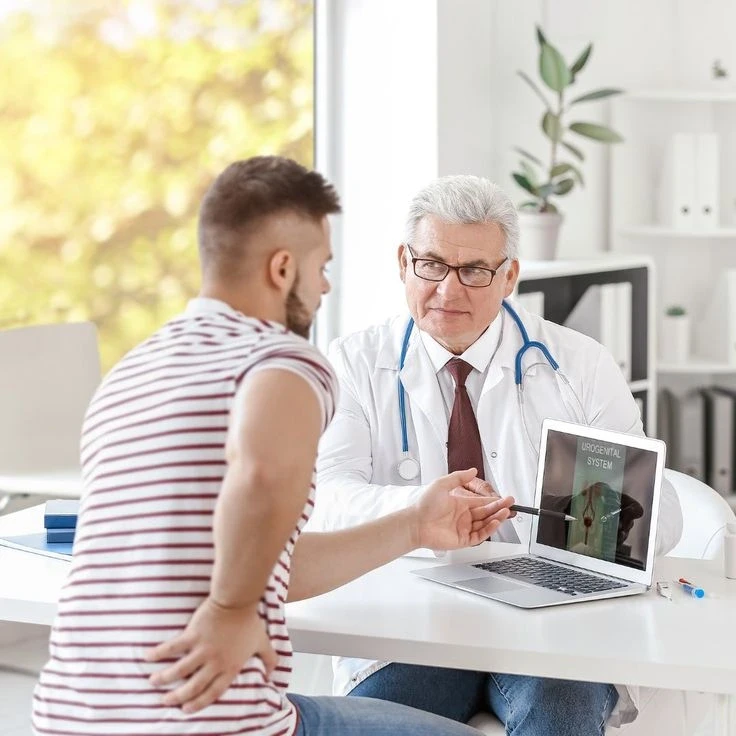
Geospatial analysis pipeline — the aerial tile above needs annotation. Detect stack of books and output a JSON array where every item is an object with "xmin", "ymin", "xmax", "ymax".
[
  {"xmin": 0, "ymin": 499, "xmax": 79, "ymax": 561},
  {"xmin": 44, "ymin": 499, "xmax": 79, "ymax": 544}
]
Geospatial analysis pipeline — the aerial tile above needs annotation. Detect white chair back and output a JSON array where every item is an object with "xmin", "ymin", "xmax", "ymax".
[
  {"xmin": 0, "ymin": 322, "xmax": 100, "ymax": 489},
  {"xmin": 664, "ymin": 468, "xmax": 736, "ymax": 559}
]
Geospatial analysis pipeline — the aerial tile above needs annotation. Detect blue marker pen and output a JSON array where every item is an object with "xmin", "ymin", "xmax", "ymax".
[{"xmin": 678, "ymin": 578, "xmax": 705, "ymax": 598}]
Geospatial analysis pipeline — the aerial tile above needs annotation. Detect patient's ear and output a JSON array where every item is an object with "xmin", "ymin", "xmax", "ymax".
[{"xmin": 268, "ymin": 250, "xmax": 296, "ymax": 295}]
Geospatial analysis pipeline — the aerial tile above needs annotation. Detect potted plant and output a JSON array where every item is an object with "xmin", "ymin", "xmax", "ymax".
[
  {"xmin": 512, "ymin": 27, "xmax": 624, "ymax": 259},
  {"xmin": 659, "ymin": 305, "xmax": 690, "ymax": 364}
]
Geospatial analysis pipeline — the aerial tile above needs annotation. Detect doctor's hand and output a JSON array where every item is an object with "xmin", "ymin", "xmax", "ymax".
[
  {"xmin": 411, "ymin": 468, "xmax": 514, "ymax": 551},
  {"xmin": 145, "ymin": 597, "xmax": 277, "ymax": 714}
]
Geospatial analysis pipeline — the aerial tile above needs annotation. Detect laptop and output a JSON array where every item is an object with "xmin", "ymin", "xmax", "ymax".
[{"xmin": 413, "ymin": 419, "xmax": 666, "ymax": 608}]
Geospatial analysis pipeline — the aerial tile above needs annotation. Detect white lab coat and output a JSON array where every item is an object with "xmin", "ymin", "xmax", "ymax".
[{"xmin": 313, "ymin": 303, "xmax": 683, "ymax": 727}]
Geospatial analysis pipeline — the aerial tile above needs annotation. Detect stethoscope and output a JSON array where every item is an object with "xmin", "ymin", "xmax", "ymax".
[{"xmin": 396, "ymin": 299, "xmax": 586, "ymax": 480}]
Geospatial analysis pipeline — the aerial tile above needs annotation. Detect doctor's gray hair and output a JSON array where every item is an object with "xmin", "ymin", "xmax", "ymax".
[{"xmin": 404, "ymin": 175, "xmax": 520, "ymax": 261}]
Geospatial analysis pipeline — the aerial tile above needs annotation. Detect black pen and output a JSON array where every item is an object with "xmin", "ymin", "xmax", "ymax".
[{"xmin": 510, "ymin": 504, "xmax": 576, "ymax": 522}]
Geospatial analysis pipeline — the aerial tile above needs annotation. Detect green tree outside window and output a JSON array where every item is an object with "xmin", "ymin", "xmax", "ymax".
[{"xmin": 0, "ymin": 0, "xmax": 314, "ymax": 370}]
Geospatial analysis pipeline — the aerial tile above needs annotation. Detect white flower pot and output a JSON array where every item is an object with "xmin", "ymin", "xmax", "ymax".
[
  {"xmin": 517, "ymin": 212, "xmax": 563, "ymax": 260},
  {"xmin": 659, "ymin": 314, "xmax": 690, "ymax": 363}
]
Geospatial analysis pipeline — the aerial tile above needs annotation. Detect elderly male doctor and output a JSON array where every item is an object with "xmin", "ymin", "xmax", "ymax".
[{"xmin": 313, "ymin": 175, "xmax": 684, "ymax": 735}]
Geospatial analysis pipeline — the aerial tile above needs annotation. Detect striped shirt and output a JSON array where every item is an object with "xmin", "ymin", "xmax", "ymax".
[{"xmin": 32, "ymin": 298, "xmax": 337, "ymax": 736}]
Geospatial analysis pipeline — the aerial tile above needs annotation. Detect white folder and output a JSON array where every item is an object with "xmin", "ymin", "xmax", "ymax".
[
  {"xmin": 615, "ymin": 282, "xmax": 632, "ymax": 382},
  {"xmin": 564, "ymin": 283, "xmax": 627, "ymax": 379},
  {"xmin": 694, "ymin": 133, "xmax": 720, "ymax": 230},
  {"xmin": 695, "ymin": 269, "xmax": 736, "ymax": 365},
  {"xmin": 657, "ymin": 133, "xmax": 696, "ymax": 230}
]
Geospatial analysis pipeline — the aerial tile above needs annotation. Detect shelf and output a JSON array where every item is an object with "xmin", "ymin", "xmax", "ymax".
[
  {"xmin": 619, "ymin": 226, "xmax": 736, "ymax": 239},
  {"xmin": 624, "ymin": 89, "xmax": 736, "ymax": 103},
  {"xmin": 657, "ymin": 359, "xmax": 736, "ymax": 374},
  {"xmin": 628, "ymin": 379, "xmax": 650, "ymax": 393}
]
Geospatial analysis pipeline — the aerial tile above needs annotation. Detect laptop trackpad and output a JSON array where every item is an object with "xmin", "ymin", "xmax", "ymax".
[
  {"xmin": 458, "ymin": 577, "xmax": 568, "ymax": 606},
  {"xmin": 455, "ymin": 576, "xmax": 520, "ymax": 595}
]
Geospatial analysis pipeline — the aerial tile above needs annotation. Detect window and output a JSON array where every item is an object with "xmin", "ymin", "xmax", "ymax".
[{"xmin": 0, "ymin": 0, "xmax": 314, "ymax": 368}]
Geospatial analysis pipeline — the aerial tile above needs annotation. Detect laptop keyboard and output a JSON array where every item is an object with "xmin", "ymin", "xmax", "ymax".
[{"xmin": 472, "ymin": 557, "xmax": 628, "ymax": 595}]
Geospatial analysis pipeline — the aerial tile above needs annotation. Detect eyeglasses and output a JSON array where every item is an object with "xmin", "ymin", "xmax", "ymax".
[{"xmin": 405, "ymin": 244, "xmax": 507, "ymax": 288}]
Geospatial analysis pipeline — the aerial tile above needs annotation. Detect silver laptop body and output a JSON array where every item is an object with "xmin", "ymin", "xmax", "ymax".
[{"xmin": 413, "ymin": 419, "xmax": 666, "ymax": 609}]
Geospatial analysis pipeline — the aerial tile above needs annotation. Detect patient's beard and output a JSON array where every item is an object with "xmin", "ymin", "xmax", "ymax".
[{"xmin": 285, "ymin": 278, "xmax": 313, "ymax": 339}]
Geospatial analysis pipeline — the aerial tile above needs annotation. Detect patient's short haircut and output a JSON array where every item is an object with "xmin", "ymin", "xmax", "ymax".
[{"xmin": 198, "ymin": 156, "xmax": 341, "ymax": 276}]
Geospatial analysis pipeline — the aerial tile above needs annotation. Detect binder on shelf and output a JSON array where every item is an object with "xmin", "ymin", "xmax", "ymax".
[
  {"xmin": 657, "ymin": 388, "xmax": 705, "ymax": 481},
  {"xmin": 657, "ymin": 133, "xmax": 696, "ymax": 230},
  {"xmin": 694, "ymin": 133, "xmax": 720, "ymax": 230},
  {"xmin": 564, "ymin": 283, "xmax": 630, "ymax": 380},
  {"xmin": 695, "ymin": 269, "xmax": 736, "ymax": 365},
  {"xmin": 515, "ymin": 290, "xmax": 545, "ymax": 318},
  {"xmin": 701, "ymin": 387, "xmax": 734, "ymax": 497}
]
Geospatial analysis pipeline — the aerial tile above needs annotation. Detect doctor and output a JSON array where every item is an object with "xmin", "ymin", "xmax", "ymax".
[{"xmin": 314, "ymin": 174, "xmax": 683, "ymax": 735}]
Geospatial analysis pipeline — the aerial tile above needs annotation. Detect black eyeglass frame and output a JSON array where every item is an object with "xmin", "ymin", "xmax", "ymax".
[{"xmin": 405, "ymin": 244, "xmax": 508, "ymax": 288}]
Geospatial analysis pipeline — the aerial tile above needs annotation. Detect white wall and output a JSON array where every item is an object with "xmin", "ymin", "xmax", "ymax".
[{"xmin": 317, "ymin": 0, "xmax": 736, "ymax": 343}]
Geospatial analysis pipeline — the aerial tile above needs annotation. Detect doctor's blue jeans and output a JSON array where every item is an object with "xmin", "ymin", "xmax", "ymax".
[
  {"xmin": 349, "ymin": 663, "xmax": 619, "ymax": 735},
  {"xmin": 288, "ymin": 693, "xmax": 483, "ymax": 735}
]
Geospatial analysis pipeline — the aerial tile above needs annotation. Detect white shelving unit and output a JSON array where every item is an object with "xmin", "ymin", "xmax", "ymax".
[
  {"xmin": 610, "ymin": 89, "xmax": 736, "ymax": 503},
  {"xmin": 610, "ymin": 88, "xmax": 736, "ymax": 374}
]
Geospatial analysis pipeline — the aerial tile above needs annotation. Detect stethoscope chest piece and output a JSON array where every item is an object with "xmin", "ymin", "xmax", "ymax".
[{"xmin": 397, "ymin": 456, "xmax": 420, "ymax": 481}]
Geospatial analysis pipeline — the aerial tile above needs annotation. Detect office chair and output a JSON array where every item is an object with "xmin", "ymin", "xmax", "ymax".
[{"xmin": 0, "ymin": 322, "xmax": 101, "ymax": 511}]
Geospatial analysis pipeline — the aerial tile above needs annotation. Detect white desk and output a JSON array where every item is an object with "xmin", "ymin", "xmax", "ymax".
[{"xmin": 2, "ymin": 507, "xmax": 736, "ymax": 732}]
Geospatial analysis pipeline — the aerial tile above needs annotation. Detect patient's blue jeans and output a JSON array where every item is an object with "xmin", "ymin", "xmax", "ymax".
[
  {"xmin": 350, "ymin": 663, "xmax": 618, "ymax": 735},
  {"xmin": 289, "ymin": 693, "xmax": 483, "ymax": 735}
]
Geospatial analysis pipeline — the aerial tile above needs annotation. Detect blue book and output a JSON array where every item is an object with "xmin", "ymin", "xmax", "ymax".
[
  {"xmin": 44, "ymin": 500, "xmax": 80, "ymax": 529},
  {"xmin": 0, "ymin": 533, "xmax": 73, "ymax": 561},
  {"xmin": 46, "ymin": 528, "xmax": 75, "ymax": 544}
]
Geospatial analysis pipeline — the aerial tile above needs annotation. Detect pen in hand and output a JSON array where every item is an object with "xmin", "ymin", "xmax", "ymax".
[{"xmin": 510, "ymin": 504, "xmax": 576, "ymax": 522}]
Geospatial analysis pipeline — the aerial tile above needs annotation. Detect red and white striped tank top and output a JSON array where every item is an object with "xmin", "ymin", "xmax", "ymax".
[{"xmin": 32, "ymin": 298, "xmax": 337, "ymax": 736}]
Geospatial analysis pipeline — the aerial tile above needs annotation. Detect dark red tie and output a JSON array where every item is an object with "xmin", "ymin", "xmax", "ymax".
[{"xmin": 446, "ymin": 358, "xmax": 485, "ymax": 479}]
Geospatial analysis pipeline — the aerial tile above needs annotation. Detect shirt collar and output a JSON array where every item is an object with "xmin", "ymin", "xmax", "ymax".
[
  {"xmin": 419, "ymin": 313, "xmax": 503, "ymax": 375},
  {"xmin": 185, "ymin": 297, "xmax": 240, "ymax": 316}
]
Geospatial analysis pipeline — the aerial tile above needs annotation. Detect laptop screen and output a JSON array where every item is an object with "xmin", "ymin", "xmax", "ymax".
[{"xmin": 535, "ymin": 428, "xmax": 658, "ymax": 572}]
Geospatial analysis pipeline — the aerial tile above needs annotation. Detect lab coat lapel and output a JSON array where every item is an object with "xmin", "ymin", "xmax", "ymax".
[{"xmin": 399, "ymin": 337, "xmax": 449, "ymax": 466}]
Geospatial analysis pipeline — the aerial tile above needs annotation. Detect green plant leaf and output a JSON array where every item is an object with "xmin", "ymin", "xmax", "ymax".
[
  {"xmin": 553, "ymin": 178, "xmax": 575, "ymax": 195},
  {"xmin": 550, "ymin": 163, "xmax": 584, "ymax": 186},
  {"xmin": 539, "ymin": 42, "xmax": 571, "ymax": 92},
  {"xmin": 561, "ymin": 140, "xmax": 585, "ymax": 161},
  {"xmin": 569, "ymin": 88, "xmax": 623, "ymax": 105},
  {"xmin": 569, "ymin": 121, "xmax": 624, "ymax": 143},
  {"xmin": 520, "ymin": 160, "xmax": 539, "ymax": 185},
  {"xmin": 570, "ymin": 43, "xmax": 592, "ymax": 78},
  {"xmin": 537, "ymin": 183, "xmax": 555, "ymax": 198},
  {"xmin": 517, "ymin": 70, "xmax": 551, "ymax": 110},
  {"xmin": 542, "ymin": 111, "xmax": 562, "ymax": 142},
  {"xmin": 519, "ymin": 200, "xmax": 541, "ymax": 211},
  {"xmin": 550, "ymin": 163, "xmax": 584, "ymax": 187},
  {"xmin": 536, "ymin": 25, "xmax": 547, "ymax": 46},
  {"xmin": 512, "ymin": 172, "xmax": 538, "ymax": 196},
  {"xmin": 514, "ymin": 146, "xmax": 544, "ymax": 167}
]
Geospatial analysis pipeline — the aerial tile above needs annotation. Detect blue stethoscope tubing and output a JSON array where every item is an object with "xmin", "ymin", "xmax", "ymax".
[{"xmin": 396, "ymin": 299, "xmax": 573, "ymax": 480}]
